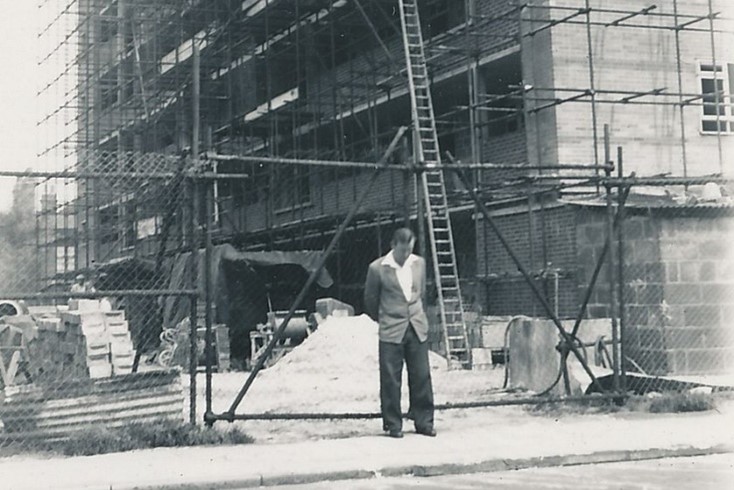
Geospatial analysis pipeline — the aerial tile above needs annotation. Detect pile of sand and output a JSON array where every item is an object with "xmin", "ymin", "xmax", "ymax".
[
  {"xmin": 240, "ymin": 315, "xmax": 447, "ymax": 413},
  {"xmin": 224, "ymin": 314, "xmax": 504, "ymax": 415},
  {"xmin": 264, "ymin": 314, "xmax": 448, "ymax": 377}
]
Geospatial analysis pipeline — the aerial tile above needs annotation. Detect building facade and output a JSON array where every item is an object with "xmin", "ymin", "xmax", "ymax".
[{"xmin": 39, "ymin": 0, "xmax": 734, "ymax": 372}]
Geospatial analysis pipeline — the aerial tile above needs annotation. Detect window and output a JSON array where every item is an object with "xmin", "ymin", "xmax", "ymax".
[
  {"xmin": 56, "ymin": 247, "xmax": 76, "ymax": 274},
  {"xmin": 698, "ymin": 62, "xmax": 734, "ymax": 134},
  {"xmin": 137, "ymin": 216, "xmax": 161, "ymax": 240}
]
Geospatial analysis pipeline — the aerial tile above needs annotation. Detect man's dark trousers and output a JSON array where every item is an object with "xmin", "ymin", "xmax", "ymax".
[{"xmin": 379, "ymin": 323, "xmax": 434, "ymax": 432}]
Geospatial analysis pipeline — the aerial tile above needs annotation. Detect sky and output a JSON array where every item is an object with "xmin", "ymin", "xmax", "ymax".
[{"xmin": 0, "ymin": 1, "xmax": 37, "ymax": 212}]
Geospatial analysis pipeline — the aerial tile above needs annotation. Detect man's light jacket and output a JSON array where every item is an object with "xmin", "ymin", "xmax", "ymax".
[{"xmin": 364, "ymin": 253, "xmax": 429, "ymax": 343}]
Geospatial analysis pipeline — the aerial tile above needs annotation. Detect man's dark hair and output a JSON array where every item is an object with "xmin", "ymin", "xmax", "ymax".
[{"xmin": 391, "ymin": 227, "xmax": 415, "ymax": 245}]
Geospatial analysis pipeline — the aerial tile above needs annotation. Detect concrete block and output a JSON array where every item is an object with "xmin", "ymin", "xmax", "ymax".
[
  {"xmin": 87, "ymin": 352, "xmax": 110, "ymax": 364},
  {"xmin": 111, "ymin": 355, "xmax": 134, "ymax": 369},
  {"xmin": 88, "ymin": 363, "xmax": 113, "ymax": 379},
  {"xmin": 61, "ymin": 311, "xmax": 105, "ymax": 325},
  {"xmin": 107, "ymin": 322, "xmax": 131, "ymax": 337},
  {"xmin": 315, "ymin": 297, "xmax": 355, "ymax": 318},
  {"xmin": 471, "ymin": 348, "xmax": 494, "ymax": 370},
  {"xmin": 665, "ymin": 262, "xmax": 679, "ymax": 282},
  {"xmin": 700, "ymin": 284, "xmax": 734, "ymax": 304},
  {"xmin": 112, "ymin": 365, "xmax": 133, "ymax": 376},
  {"xmin": 685, "ymin": 348, "xmax": 734, "ymax": 375},
  {"xmin": 68, "ymin": 299, "xmax": 101, "ymax": 311},
  {"xmin": 700, "ymin": 240, "xmax": 729, "ymax": 260},
  {"xmin": 110, "ymin": 340, "xmax": 134, "ymax": 356},
  {"xmin": 478, "ymin": 316, "xmax": 513, "ymax": 348},
  {"xmin": 665, "ymin": 284, "xmax": 702, "ymax": 305},
  {"xmin": 104, "ymin": 311, "xmax": 126, "ymax": 322},
  {"xmin": 638, "ymin": 328, "xmax": 665, "ymax": 350},
  {"xmin": 683, "ymin": 305, "xmax": 720, "ymax": 327},
  {"xmin": 699, "ymin": 262, "xmax": 717, "ymax": 282},
  {"xmin": 679, "ymin": 262, "xmax": 698, "ymax": 282},
  {"xmin": 664, "ymin": 328, "xmax": 707, "ymax": 350}
]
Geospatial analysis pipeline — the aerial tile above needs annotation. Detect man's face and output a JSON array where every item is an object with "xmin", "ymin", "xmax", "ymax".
[{"xmin": 392, "ymin": 239, "xmax": 415, "ymax": 265}]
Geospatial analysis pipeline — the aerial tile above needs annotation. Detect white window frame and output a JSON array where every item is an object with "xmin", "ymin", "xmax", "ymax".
[{"xmin": 697, "ymin": 61, "xmax": 734, "ymax": 135}]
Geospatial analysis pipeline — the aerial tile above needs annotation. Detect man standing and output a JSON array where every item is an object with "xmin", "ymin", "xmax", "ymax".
[{"xmin": 364, "ymin": 228, "xmax": 436, "ymax": 438}]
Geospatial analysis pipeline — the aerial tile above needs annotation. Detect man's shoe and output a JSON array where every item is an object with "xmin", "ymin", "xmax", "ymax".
[
  {"xmin": 415, "ymin": 427, "xmax": 436, "ymax": 437},
  {"xmin": 386, "ymin": 429, "xmax": 404, "ymax": 438}
]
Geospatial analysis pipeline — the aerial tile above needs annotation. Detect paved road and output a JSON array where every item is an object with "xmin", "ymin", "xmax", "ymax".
[{"xmin": 267, "ymin": 454, "xmax": 734, "ymax": 489}]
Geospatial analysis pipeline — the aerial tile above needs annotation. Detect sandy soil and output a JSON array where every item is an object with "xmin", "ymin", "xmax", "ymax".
[{"xmin": 182, "ymin": 315, "xmax": 521, "ymax": 443}]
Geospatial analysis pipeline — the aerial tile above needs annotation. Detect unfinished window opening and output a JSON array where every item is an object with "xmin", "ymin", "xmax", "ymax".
[
  {"xmin": 99, "ymin": 16, "xmax": 118, "ymax": 44},
  {"xmin": 99, "ymin": 76, "xmax": 118, "ymax": 110},
  {"xmin": 275, "ymin": 165, "xmax": 311, "ymax": 211},
  {"xmin": 480, "ymin": 55, "xmax": 524, "ymax": 138},
  {"xmin": 122, "ymin": 200, "xmax": 136, "ymax": 249},
  {"xmin": 98, "ymin": 205, "xmax": 118, "ymax": 245},
  {"xmin": 422, "ymin": 0, "xmax": 466, "ymax": 39},
  {"xmin": 244, "ymin": 162, "xmax": 269, "ymax": 205}
]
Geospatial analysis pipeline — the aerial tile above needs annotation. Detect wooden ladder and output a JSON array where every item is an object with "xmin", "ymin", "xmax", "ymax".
[{"xmin": 398, "ymin": 0, "xmax": 470, "ymax": 368}]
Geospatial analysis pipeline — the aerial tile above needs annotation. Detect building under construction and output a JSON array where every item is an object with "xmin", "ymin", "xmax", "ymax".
[{"xmin": 35, "ymin": 0, "xmax": 734, "ymax": 374}]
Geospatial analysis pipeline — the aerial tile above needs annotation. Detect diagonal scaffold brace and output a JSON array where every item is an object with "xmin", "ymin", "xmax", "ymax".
[
  {"xmin": 444, "ymin": 153, "xmax": 607, "ymax": 395},
  {"xmin": 207, "ymin": 126, "xmax": 409, "ymax": 426}
]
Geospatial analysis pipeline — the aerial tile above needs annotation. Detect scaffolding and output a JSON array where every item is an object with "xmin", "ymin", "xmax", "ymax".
[
  {"xmin": 34, "ymin": 0, "xmax": 733, "ymax": 322},
  {"xmin": 0, "ymin": 0, "xmax": 721, "ymax": 441}
]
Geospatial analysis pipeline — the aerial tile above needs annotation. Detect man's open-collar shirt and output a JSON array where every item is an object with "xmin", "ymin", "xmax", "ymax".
[{"xmin": 382, "ymin": 251, "xmax": 418, "ymax": 302}]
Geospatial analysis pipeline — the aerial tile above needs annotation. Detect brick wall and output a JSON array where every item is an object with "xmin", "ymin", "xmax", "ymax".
[{"xmin": 476, "ymin": 203, "xmax": 578, "ymax": 317}]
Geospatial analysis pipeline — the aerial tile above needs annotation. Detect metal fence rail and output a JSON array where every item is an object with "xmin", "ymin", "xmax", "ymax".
[{"xmin": 0, "ymin": 154, "xmax": 732, "ymax": 452}]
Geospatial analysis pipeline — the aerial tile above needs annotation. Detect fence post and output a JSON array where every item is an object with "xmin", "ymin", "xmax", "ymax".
[
  {"xmin": 616, "ymin": 146, "xmax": 627, "ymax": 394},
  {"xmin": 604, "ymin": 125, "xmax": 621, "ymax": 393},
  {"xmin": 188, "ymin": 174, "xmax": 198, "ymax": 425},
  {"xmin": 203, "ymin": 177, "xmax": 214, "ymax": 426}
]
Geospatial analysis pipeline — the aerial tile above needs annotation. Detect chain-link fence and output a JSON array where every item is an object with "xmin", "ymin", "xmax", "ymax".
[
  {"xmin": 1, "ymin": 150, "xmax": 731, "ymax": 451},
  {"xmin": 195, "ymin": 163, "xmax": 734, "ymax": 444},
  {"xmin": 0, "ymin": 153, "xmax": 200, "ymax": 452}
]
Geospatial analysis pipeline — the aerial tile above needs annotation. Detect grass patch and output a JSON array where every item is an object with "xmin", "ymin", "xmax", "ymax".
[
  {"xmin": 643, "ymin": 391, "xmax": 717, "ymax": 413},
  {"xmin": 527, "ymin": 391, "xmax": 718, "ymax": 417},
  {"xmin": 54, "ymin": 418, "xmax": 254, "ymax": 456}
]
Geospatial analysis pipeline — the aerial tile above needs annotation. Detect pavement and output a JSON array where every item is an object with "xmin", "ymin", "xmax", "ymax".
[{"xmin": 2, "ymin": 401, "xmax": 734, "ymax": 490}]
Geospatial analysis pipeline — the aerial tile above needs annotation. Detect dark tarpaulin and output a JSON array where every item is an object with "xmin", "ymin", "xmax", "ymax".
[
  {"xmin": 219, "ymin": 245, "xmax": 333, "ymax": 289},
  {"xmin": 163, "ymin": 244, "xmax": 333, "ymax": 331}
]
